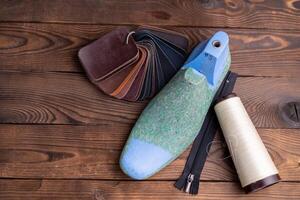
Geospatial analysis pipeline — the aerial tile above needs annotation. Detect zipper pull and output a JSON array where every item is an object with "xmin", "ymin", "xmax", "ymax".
[{"xmin": 185, "ymin": 173, "xmax": 194, "ymax": 193}]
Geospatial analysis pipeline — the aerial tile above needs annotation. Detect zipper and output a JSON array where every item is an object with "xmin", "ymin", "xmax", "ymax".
[{"xmin": 174, "ymin": 71, "xmax": 238, "ymax": 194}]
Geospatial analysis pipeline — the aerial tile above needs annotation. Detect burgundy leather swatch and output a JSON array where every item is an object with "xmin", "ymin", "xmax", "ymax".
[
  {"xmin": 78, "ymin": 26, "xmax": 189, "ymax": 101},
  {"xmin": 78, "ymin": 27, "xmax": 138, "ymax": 81}
]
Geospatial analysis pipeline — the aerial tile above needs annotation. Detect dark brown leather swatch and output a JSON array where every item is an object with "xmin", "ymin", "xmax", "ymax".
[{"xmin": 78, "ymin": 27, "xmax": 138, "ymax": 81}]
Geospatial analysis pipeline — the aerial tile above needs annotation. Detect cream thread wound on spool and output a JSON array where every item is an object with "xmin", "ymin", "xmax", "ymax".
[{"xmin": 214, "ymin": 93, "xmax": 280, "ymax": 193}]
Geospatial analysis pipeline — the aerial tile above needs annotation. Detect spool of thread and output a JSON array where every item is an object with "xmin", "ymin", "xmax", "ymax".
[{"xmin": 214, "ymin": 93, "xmax": 280, "ymax": 193}]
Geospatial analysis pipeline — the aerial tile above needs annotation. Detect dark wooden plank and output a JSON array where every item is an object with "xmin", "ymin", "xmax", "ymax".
[
  {"xmin": 0, "ymin": 71, "xmax": 144, "ymax": 125},
  {"xmin": 0, "ymin": 179, "xmax": 299, "ymax": 200},
  {"xmin": 1, "ymin": 72, "xmax": 300, "ymax": 128},
  {"xmin": 1, "ymin": 0, "xmax": 300, "ymax": 30},
  {"xmin": 0, "ymin": 125, "xmax": 299, "ymax": 181},
  {"xmin": 1, "ymin": 23, "xmax": 300, "ymax": 77}
]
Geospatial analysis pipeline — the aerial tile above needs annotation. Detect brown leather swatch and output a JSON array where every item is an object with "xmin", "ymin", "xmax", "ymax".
[
  {"xmin": 78, "ymin": 27, "xmax": 138, "ymax": 81},
  {"xmin": 96, "ymin": 56, "xmax": 139, "ymax": 94},
  {"xmin": 123, "ymin": 46, "xmax": 150, "ymax": 101},
  {"xmin": 112, "ymin": 46, "xmax": 148, "ymax": 99}
]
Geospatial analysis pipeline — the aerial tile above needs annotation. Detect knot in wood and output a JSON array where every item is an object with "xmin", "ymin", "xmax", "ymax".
[
  {"xmin": 93, "ymin": 189, "xmax": 106, "ymax": 200},
  {"xmin": 279, "ymin": 101, "xmax": 300, "ymax": 127}
]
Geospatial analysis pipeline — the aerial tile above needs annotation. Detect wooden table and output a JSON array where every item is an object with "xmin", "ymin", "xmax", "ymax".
[{"xmin": 0, "ymin": 0, "xmax": 300, "ymax": 199}]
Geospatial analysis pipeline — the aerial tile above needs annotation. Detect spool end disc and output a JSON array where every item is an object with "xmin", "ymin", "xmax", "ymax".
[{"xmin": 243, "ymin": 174, "xmax": 281, "ymax": 193}]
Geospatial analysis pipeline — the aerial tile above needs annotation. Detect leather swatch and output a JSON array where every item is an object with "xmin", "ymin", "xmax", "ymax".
[{"xmin": 78, "ymin": 26, "xmax": 189, "ymax": 101}]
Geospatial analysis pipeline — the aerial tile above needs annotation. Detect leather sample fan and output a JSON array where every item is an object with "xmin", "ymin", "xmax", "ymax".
[{"xmin": 78, "ymin": 26, "xmax": 189, "ymax": 101}]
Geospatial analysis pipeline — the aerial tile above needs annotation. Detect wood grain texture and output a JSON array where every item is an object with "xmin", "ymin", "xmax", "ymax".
[
  {"xmin": 0, "ymin": 71, "xmax": 145, "ymax": 125},
  {"xmin": 0, "ymin": 179, "xmax": 299, "ymax": 200},
  {"xmin": 1, "ymin": 23, "xmax": 300, "ymax": 77},
  {"xmin": 1, "ymin": 0, "xmax": 300, "ymax": 198},
  {"xmin": 1, "ymin": 72, "xmax": 300, "ymax": 128},
  {"xmin": 1, "ymin": 0, "xmax": 300, "ymax": 30},
  {"xmin": 0, "ymin": 125, "xmax": 299, "ymax": 181}
]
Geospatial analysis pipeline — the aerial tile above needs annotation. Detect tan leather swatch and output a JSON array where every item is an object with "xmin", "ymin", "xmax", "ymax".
[{"xmin": 111, "ymin": 45, "xmax": 148, "ymax": 99}]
